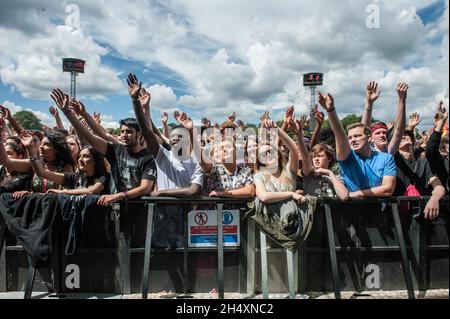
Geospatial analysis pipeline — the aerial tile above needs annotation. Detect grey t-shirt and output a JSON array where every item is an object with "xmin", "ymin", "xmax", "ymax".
[
  {"xmin": 303, "ymin": 171, "xmax": 338, "ymax": 198},
  {"xmin": 155, "ymin": 144, "xmax": 204, "ymax": 191}
]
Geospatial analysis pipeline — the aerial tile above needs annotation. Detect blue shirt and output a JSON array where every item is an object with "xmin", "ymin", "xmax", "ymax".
[{"xmin": 339, "ymin": 150, "xmax": 397, "ymax": 192}]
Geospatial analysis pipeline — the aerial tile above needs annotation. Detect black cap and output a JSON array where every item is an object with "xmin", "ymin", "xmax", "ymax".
[{"xmin": 119, "ymin": 118, "xmax": 140, "ymax": 132}]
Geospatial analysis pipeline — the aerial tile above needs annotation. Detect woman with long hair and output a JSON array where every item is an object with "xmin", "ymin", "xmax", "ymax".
[
  {"xmin": 0, "ymin": 142, "xmax": 32, "ymax": 193},
  {"xmin": 66, "ymin": 134, "xmax": 81, "ymax": 166},
  {"xmin": 26, "ymin": 143, "xmax": 110, "ymax": 195},
  {"xmin": 0, "ymin": 120, "xmax": 74, "ymax": 198},
  {"xmin": 253, "ymin": 118, "xmax": 304, "ymax": 204}
]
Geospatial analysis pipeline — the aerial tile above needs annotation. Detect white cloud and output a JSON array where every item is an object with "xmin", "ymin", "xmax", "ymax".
[
  {"xmin": 0, "ymin": 2, "xmax": 123, "ymax": 101},
  {"xmin": 0, "ymin": 0, "xmax": 448, "ymax": 131},
  {"xmin": 99, "ymin": 114, "xmax": 119, "ymax": 129},
  {"xmin": 146, "ymin": 84, "xmax": 178, "ymax": 110}
]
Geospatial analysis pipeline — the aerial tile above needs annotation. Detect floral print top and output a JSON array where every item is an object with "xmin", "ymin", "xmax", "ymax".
[{"xmin": 203, "ymin": 163, "xmax": 254, "ymax": 195}]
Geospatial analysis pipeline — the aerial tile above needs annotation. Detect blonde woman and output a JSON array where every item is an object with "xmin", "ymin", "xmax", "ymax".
[{"xmin": 253, "ymin": 118, "xmax": 304, "ymax": 204}]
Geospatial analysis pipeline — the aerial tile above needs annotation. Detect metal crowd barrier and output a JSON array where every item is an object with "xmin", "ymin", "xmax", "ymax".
[
  {"xmin": 118, "ymin": 197, "xmax": 253, "ymax": 299},
  {"xmin": 1, "ymin": 195, "xmax": 448, "ymax": 299},
  {"xmin": 315, "ymin": 196, "xmax": 448, "ymax": 299}
]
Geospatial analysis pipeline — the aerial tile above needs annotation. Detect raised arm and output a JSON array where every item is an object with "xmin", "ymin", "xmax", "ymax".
[
  {"xmin": 264, "ymin": 118, "xmax": 299, "ymax": 173},
  {"xmin": 281, "ymin": 106, "xmax": 294, "ymax": 132},
  {"xmin": 22, "ymin": 134, "xmax": 65, "ymax": 185},
  {"xmin": 310, "ymin": 105, "xmax": 324, "ymax": 148},
  {"xmin": 318, "ymin": 92, "xmax": 350, "ymax": 161},
  {"xmin": 127, "ymin": 73, "xmax": 160, "ymax": 157},
  {"xmin": 49, "ymin": 106, "xmax": 65, "ymax": 130},
  {"xmin": 0, "ymin": 105, "xmax": 24, "ymax": 135},
  {"xmin": 406, "ymin": 112, "xmax": 421, "ymax": 132},
  {"xmin": 51, "ymin": 89, "xmax": 108, "ymax": 155},
  {"xmin": 0, "ymin": 118, "xmax": 31, "ymax": 172},
  {"xmin": 388, "ymin": 83, "xmax": 408, "ymax": 154},
  {"xmin": 161, "ymin": 112, "xmax": 170, "ymax": 139},
  {"xmin": 69, "ymin": 100, "xmax": 119, "ymax": 144},
  {"xmin": 433, "ymin": 101, "xmax": 447, "ymax": 134},
  {"xmin": 176, "ymin": 111, "xmax": 214, "ymax": 173},
  {"xmin": 361, "ymin": 81, "xmax": 381, "ymax": 126},
  {"xmin": 291, "ymin": 115, "xmax": 314, "ymax": 176}
]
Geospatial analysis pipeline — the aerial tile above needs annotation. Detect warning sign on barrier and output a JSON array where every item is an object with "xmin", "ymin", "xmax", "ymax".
[{"xmin": 188, "ymin": 210, "xmax": 240, "ymax": 247}]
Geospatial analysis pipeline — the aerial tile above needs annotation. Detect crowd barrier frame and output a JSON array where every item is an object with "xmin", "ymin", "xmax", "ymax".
[{"xmin": 0, "ymin": 195, "xmax": 448, "ymax": 299}]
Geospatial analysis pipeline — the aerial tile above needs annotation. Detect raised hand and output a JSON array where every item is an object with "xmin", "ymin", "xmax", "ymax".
[
  {"xmin": 201, "ymin": 117, "xmax": 211, "ymax": 128},
  {"xmin": 139, "ymin": 87, "xmax": 151, "ymax": 107},
  {"xmin": 20, "ymin": 132, "xmax": 34, "ymax": 149},
  {"xmin": 387, "ymin": 121, "xmax": 395, "ymax": 130},
  {"xmin": 161, "ymin": 112, "xmax": 168, "ymax": 124},
  {"xmin": 283, "ymin": 106, "xmax": 295, "ymax": 125},
  {"xmin": 50, "ymin": 89, "xmax": 70, "ymax": 110},
  {"xmin": 434, "ymin": 101, "xmax": 447, "ymax": 123},
  {"xmin": 396, "ymin": 83, "xmax": 409, "ymax": 101},
  {"xmin": 262, "ymin": 118, "xmax": 277, "ymax": 129},
  {"xmin": 179, "ymin": 111, "xmax": 193, "ymax": 130},
  {"xmin": 173, "ymin": 110, "xmax": 182, "ymax": 123},
  {"xmin": 313, "ymin": 105, "xmax": 325, "ymax": 127},
  {"xmin": 318, "ymin": 92, "xmax": 335, "ymax": 112},
  {"xmin": 93, "ymin": 112, "xmax": 101, "ymax": 124},
  {"xmin": 227, "ymin": 112, "xmax": 236, "ymax": 122},
  {"xmin": 49, "ymin": 106, "xmax": 59, "ymax": 117},
  {"xmin": 0, "ymin": 105, "xmax": 11, "ymax": 119},
  {"xmin": 236, "ymin": 119, "xmax": 245, "ymax": 130},
  {"xmin": 127, "ymin": 73, "xmax": 142, "ymax": 99},
  {"xmin": 260, "ymin": 111, "xmax": 270, "ymax": 123},
  {"xmin": 68, "ymin": 99, "xmax": 86, "ymax": 115},
  {"xmin": 299, "ymin": 115, "xmax": 309, "ymax": 130},
  {"xmin": 408, "ymin": 112, "xmax": 421, "ymax": 128},
  {"xmin": 366, "ymin": 81, "xmax": 381, "ymax": 103}
]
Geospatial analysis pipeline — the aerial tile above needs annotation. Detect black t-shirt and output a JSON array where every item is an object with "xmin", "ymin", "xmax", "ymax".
[
  {"xmin": 0, "ymin": 166, "xmax": 32, "ymax": 193},
  {"xmin": 394, "ymin": 153, "xmax": 434, "ymax": 196},
  {"xmin": 63, "ymin": 171, "xmax": 111, "ymax": 195},
  {"xmin": 105, "ymin": 142, "xmax": 157, "ymax": 192}
]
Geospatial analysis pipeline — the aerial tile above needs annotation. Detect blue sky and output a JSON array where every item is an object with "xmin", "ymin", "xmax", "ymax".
[{"xmin": 0, "ymin": 0, "xmax": 448, "ymax": 130}]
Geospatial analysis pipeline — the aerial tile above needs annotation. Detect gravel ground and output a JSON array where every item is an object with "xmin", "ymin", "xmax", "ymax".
[{"xmin": 0, "ymin": 289, "xmax": 448, "ymax": 299}]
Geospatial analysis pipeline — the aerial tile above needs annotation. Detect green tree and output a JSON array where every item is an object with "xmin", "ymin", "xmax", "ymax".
[{"xmin": 13, "ymin": 110, "xmax": 42, "ymax": 130}]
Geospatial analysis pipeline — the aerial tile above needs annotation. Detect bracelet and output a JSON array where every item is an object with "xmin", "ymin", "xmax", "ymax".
[
  {"xmin": 327, "ymin": 108, "xmax": 336, "ymax": 113},
  {"xmin": 122, "ymin": 191, "xmax": 129, "ymax": 200}
]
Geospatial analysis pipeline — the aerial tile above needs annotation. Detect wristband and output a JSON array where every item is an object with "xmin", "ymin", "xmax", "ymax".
[
  {"xmin": 122, "ymin": 191, "xmax": 129, "ymax": 200},
  {"xmin": 327, "ymin": 108, "xmax": 336, "ymax": 113}
]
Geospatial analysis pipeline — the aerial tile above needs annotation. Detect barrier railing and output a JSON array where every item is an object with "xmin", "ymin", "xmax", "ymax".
[
  {"xmin": 119, "ymin": 197, "xmax": 253, "ymax": 299},
  {"xmin": 1, "ymin": 195, "xmax": 448, "ymax": 299},
  {"xmin": 314, "ymin": 196, "xmax": 448, "ymax": 299}
]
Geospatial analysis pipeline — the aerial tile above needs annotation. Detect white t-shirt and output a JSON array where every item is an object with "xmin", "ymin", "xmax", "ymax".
[{"xmin": 155, "ymin": 144, "xmax": 204, "ymax": 191}]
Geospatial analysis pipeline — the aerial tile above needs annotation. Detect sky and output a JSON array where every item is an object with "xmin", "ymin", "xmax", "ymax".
[{"xmin": 0, "ymin": 0, "xmax": 448, "ymax": 131}]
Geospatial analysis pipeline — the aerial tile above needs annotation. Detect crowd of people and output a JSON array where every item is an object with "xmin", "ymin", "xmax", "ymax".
[{"xmin": 0, "ymin": 74, "xmax": 448, "ymax": 225}]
